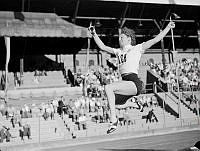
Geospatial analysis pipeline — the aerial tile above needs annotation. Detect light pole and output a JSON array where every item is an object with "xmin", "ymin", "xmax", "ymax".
[
  {"xmin": 153, "ymin": 19, "xmax": 166, "ymax": 76},
  {"xmin": 196, "ymin": 99, "xmax": 200, "ymax": 125},
  {"xmin": 39, "ymin": 115, "xmax": 40, "ymax": 143},
  {"xmin": 170, "ymin": 13, "xmax": 182, "ymax": 126},
  {"xmin": 170, "ymin": 13, "xmax": 180, "ymax": 62}
]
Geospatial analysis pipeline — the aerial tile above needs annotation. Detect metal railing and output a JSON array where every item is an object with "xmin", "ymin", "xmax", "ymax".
[
  {"xmin": 153, "ymin": 82, "xmax": 178, "ymax": 105},
  {"xmin": 153, "ymin": 82, "xmax": 179, "ymax": 127},
  {"xmin": 181, "ymin": 92, "xmax": 200, "ymax": 124}
]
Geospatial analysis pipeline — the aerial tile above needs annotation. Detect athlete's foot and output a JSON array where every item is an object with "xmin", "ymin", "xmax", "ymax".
[{"xmin": 107, "ymin": 120, "xmax": 118, "ymax": 134}]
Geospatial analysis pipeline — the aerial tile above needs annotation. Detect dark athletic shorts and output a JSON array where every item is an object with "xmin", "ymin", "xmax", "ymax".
[{"xmin": 115, "ymin": 73, "xmax": 143, "ymax": 105}]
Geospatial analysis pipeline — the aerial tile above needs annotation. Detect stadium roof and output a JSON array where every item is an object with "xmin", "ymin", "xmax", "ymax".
[
  {"xmin": 0, "ymin": 0, "xmax": 199, "ymax": 51},
  {"xmin": 0, "ymin": 0, "xmax": 199, "ymax": 71},
  {"xmin": 100, "ymin": 0, "xmax": 200, "ymax": 6},
  {"xmin": 0, "ymin": 11, "xmax": 89, "ymax": 38}
]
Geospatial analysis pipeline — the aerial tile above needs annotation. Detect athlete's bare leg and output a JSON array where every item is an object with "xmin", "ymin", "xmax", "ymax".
[{"xmin": 104, "ymin": 81, "xmax": 137, "ymax": 123}]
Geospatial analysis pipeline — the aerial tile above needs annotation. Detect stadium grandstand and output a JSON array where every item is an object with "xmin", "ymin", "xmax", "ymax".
[{"xmin": 0, "ymin": 0, "xmax": 200, "ymax": 150}]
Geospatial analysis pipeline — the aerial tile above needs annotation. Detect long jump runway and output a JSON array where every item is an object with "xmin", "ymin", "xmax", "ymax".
[{"xmin": 41, "ymin": 129, "xmax": 200, "ymax": 151}]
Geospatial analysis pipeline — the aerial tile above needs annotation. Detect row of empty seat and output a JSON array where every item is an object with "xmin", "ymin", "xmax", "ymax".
[
  {"xmin": 0, "ymin": 71, "xmax": 67, "ymax": 90},
  {"xmin": 21, "ymin": 71, "xmax": 66, "ymax": 89}
]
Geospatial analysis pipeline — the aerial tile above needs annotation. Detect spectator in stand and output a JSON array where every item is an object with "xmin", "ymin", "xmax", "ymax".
[
  {"xmin": 33, "ymin": 70, "xmax": 40, "ymax": 84},
  {"xmin": 43, "ymin": 109, "xmax": 49, "ymax": 120},
  {"xmin": 23, "ymin": 123, "xmax": 31, "ymax": 140},
  {"xmin": 58, "ymin": 97, "xmax": 64, "ymax": 118},
  {"xmin": 151, "ymin": 95, "xmax": 158, "ymax": 107},
  {"xmin": 19, "ymin": 126, "xmax": 24, "ymax": 141},
  {"xmin": 52, "ymin": 98, "xmax": 58, "ymax": 113},
  {"xmin": 68, "ymin": 69, "xmax": 76, "ymax": 87},
  {"xmin": 10, "ymin": 115, "xmax": 15, "ymax": 128},
  {"xmin": 5, "ymin": 127, "xmax": 11, "ymax": 142},
  {"xmin": 0, "ymin": 126, "xmax": 11, "ymax": 143},
  {"xmin": 16, "ymin": 113, "xmax": 22, "ymax": 127},
  {"xmin": 49, "ymin": 102, "xmax": 54, "ymax": 120},
  {"xmin": 139, "ymin": 96, "xmax": 148, "ymax": 112},
  {"xmin": 123, "ymin": 108, "xmax": 134, "ymax": 125},
  {"xmin": 77, "ymin": 113, "xmax": 87, "ymax": 130},
  {"xmin": 146, "ymin": 96, "xmax": 152, "ymax": 107},
  {"xmin": 0, "ymin": 103, "xmax": 5, "ymax": 115},
  {"xmin": 0, "ymin": 126, "xmax": 6, "ymax": 143},
  {"xmin": 0, "ymin": 71, "xmax": 6, "ymax": 90},
  {"xmin": 146, "ymin": 109, "xmax": 158, "ymax": 123},
  {"xmin": 117, "ymin": 109, "xmax": 124, "ymax": 126}
]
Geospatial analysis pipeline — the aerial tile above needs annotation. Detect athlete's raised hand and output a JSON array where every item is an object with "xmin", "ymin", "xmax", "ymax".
[
  {"xmin": 88, "ymin": 25, "xmax": 96, "ymax": 36},
  {"xmin": 167, "ymin": 21, "xmax": 175, "ymax": 29},
  {"xmin": 88, "ymin": 22, "xmax": 114, "ymax": 54}
]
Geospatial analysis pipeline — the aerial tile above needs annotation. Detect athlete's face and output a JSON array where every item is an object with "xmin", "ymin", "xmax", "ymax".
[{"xmin": 119, "ymin": 34, "xmax": 131, "ymax": 48}]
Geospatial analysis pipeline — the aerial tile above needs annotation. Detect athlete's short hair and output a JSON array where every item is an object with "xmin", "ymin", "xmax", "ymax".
[{"xmin": 121, "ymin": 27, "xmax": 136, "ymax": 46}]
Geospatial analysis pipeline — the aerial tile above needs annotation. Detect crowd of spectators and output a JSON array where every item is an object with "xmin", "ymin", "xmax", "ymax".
[
  {"xmin": 61, "ymin": 65, "xmax": 160, "ymax": 130},
  {"xmin": 0, "ymin": 96, "xmax": 62, "ymax": 143},
  {"xmin": 0, "ymin": 55, "xmax": 199, "ymax": 144},
  {"xmin": 149, "ymin": 58, "xmax": 200, "ymax": 92},
  {"xmin": 60, "ymin": 94, "xmax": 159, "ymax": 134},
  {"xmin": 149, "ymin": 58, "xmax": 200, "ymax": 116},
  {"xmin": 137, "ymin": 95, "xmax": 158, "ymax": 112},
  {"xmin": 33, "ymin": 70, "xmax": 47, "ymax": 84},
  {"xmin": 182, "ymin": 93, "xmax": 200, "ymax": 114},
  {"xmin": 0, "ymin": 94, "xmax": 110, "ymax": 142},
  {"xmin": 0, "ymin": 89, "xmax": 159, "ymax": 142},
  {"xmin": 0, "ymin": 64, "xmax": 169, "ymax": 143},
  {"xmin": 67, "ymin": 65, "xmax": 120, "ymax": 97}
]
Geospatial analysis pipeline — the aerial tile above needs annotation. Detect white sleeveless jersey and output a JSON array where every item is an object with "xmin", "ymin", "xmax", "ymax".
[{"xmin": 112, "ymin": 43, "xmax": 144, "ymax": 75}]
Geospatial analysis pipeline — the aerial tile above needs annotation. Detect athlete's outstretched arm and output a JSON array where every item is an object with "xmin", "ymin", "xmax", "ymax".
[
  {"xmin": 142, "ymin": 21, "xmax": 175, "ymax": 50},
  {"xmin": 88, "ymin": 26, "xmax": 115, "ymax": 54}
]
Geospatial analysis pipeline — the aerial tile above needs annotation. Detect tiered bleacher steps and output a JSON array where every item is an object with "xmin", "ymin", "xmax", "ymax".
[
  {"xmin": 5, "ymin": 86, "xmax": 82, "ymax": 99},
  {"xmin": 0, "ymin": 116, "xmax": 13, "ymax": 130},
  {"xmin": 167, "ymin": 92, "xmax": 197, "ymax": 119},
  {"xmin": 54, "ymin": 114, "xmax": 72, "ymax": 139},
  {"xmin": 21, "ymin": 117, "xmax": 64, "ymax": 142},
  {"xmin": 0, "ymin": 105, "xmax": 197, "ymax": 145},
  {"xmin": 156, "ymin": 92, "xmax": 197, "ymax": 122},
  {"xmin": 152, "ymin": 107, "xmax": 180, "ymax": 128},
  {"xmin": 174, "ymin": 91, "xmax": 199, "ymax": 115},
  {"xmin": 7, "ymin": 72, "xmax": 15, "ymax": 90},
  {"xmin": 138, "ymin": 65, "xmax": 149, "ymax": 86},
  {"xmin": 62, "ymin": 114, "xmax": 85, "ymax": 138},
  {"xmin": 178, "ymin": 93, "xmax": 197, "ymax": 114},
  {"xmin": 20, "ymin": 71, "xmax": 66, "ymax": 89},
  {"xmin": 180, "ymin": 102, "xmax": 197, "ymax": 119},
  {"xmin": 126, "ymin": 106, "xmax": 179, "ymax": 130},
  {"xmin": 59, "ymin": 104, "xmax": 185, "ymax": 139},
  {"xmin": 155, "ymin": 92, "xmax": 179, "ymax": 117},
  {"xmin": 1, "ymin": 116, "xmax": 67, "ymax": 145},
  {"xmin": 0, "ymin": 72, "xmax": 15, "ymax": 90},
  {"xmin": 1, "ymin": 93, "xmax": 199, "ymax": 145}
]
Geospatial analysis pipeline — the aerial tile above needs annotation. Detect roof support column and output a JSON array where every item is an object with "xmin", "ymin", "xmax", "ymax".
[
  {"xmin": 86, "ymin": 37, "xmax": 91, "ymax": 72},
  {"xmin": 73, "ymin": 54, "xmax": 76, "ymax": 74},
  {"xmin": 72, "ymin": 0, "xmax": 80, "ymax": 24},
  {"xmin": 20, "ymin": 58, "xmax": 24, "ymax": 85},
  {"xmin": 153, "ymin": 19, "xmax": 167, "ymax": 73},
  {"xmin": 119, "ymin": 3, "xmax": 129, "ymax": 29},
  {"xmin": 197, "ymin": 21, "xmax": 200, "ymax": 57},
  {"xmin": 4, "ymin": 36, "xmax": 10, "ymax": 103},
  {"xmin": 97, "ymin": 49, "xmax": 100, "ymax": 66},
  {"xmin": 22, "ymin": 0, "xmax": 25, "ymax": 12}
]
